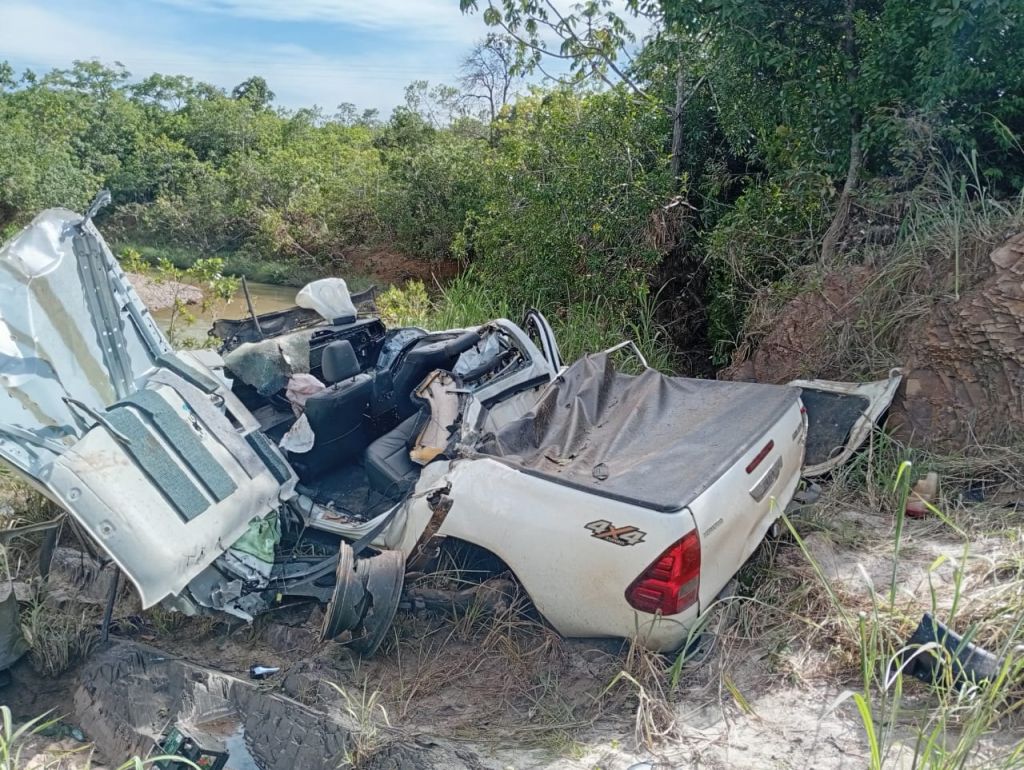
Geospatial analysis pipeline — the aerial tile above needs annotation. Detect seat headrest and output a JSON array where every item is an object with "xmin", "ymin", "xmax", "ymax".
[{"xmin": 321, "ymin": 340, "xmax": 360, "ymax": 384}]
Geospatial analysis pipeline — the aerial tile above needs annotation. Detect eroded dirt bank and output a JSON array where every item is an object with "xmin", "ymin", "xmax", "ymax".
[{"xmin": 723, "ymin": 224, "xmax": 1024, "ymax": 452}]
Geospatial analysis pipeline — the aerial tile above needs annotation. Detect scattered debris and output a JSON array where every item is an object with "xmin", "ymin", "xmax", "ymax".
[
  {"xmin": 897, "ymin": 613, "xmax": 1005, "ymax": 688},
  {"xmin": 906, "ymin": 471, "xmax": 939, "ymax": 519},
  {"xmin": 249, "ymin": 664, "xmax": 281, "ymax": 680},
  {"xmin": 36, "ymin": 720, "xmax": 87, "ymax": 742}
]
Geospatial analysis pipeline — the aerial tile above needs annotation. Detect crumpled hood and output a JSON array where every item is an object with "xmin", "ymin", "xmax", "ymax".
[
  {"xmin": 0, "ymin": 209, "xmax": 293, "ymax": 608},
  {"xmin": 0, "ymin": 208, "xmax": 171, "ymax": 477}
]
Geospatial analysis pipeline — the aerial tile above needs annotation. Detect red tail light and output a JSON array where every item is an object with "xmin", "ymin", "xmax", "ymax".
[{"xmin": 625, "ymin": 530, "xmax": 701, "ymax": 615}]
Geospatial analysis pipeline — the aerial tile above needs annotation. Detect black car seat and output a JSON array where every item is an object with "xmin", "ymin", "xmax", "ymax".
[
  {"xmin": 364, "ymin": 412, "xmax": 427, "ymax": 501},
  {"xmin": 293, "ymin": 340, "xmax": 373, "ymax": 480},
  {"xmin": 384, "ymin": 330, "xmax": 482, "ymax": 421}
]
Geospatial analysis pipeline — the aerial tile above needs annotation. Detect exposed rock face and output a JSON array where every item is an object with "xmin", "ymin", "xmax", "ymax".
[{"xmin": 888, "ymin": 233, "xmax": 1024, "ymax": 447}]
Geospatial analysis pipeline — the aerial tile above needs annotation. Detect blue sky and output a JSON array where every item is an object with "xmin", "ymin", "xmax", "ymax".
[{"xmin": 0, "ymin": 0, "xmax": 502, "ymax": 113}]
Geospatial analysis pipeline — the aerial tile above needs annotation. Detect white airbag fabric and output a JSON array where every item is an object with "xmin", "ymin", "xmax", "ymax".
[{"xmin": 296, "ymin": 278, "xmax": 357, "ymax": 321}]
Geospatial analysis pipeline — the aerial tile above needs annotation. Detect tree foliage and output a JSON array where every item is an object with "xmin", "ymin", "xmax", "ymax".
[{"xmin": 1, "ymin": 0, "xmax": 1022, "ymax": 368}]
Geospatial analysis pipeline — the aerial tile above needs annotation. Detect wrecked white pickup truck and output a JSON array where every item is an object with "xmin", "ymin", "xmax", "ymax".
[{"xmin": 0, "ymin": 200, "xmax": 902, "ymax": 654}]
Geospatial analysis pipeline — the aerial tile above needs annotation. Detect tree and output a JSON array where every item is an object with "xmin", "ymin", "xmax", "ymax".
[
  {"xmin": 666, "ymin": 0, "xmax": 1024, "ymax": 257},
  {"xmin": 461, "ymin": 1, "xmax": 701, "ymax": 187},
  {"xmin": 402, "ymin": 80, "xmax": 469, "ymax": 128},
  {"xmin": 334, "ymin": 103, "xmax": 381, "ymax": 128},
  {"xmin": 459, "ymin": 35, "xmax": 520, "ymax": 134},
  {"xmin": 462, "ymin": 0, "xmax": 648, "ymax": 93},
  {"xmin": 231, "ymin": 76, "xmax": 275, "ymax": 109},
  {"xmin": 129, "ymin": 73, "xmax": 200, "ymax": 110},
  {"xmin": 335, "ymin": 102, "xmax": 359, "ymax": 126},
  {"xmin": 0, "ymin": 62, "xmax": 14, "ymax": 92},
  {"xmin": 42, "ymin": 60, "xmax": 130, "ymax": 98},
  {"xmin": 359, "ymin": 108, "xmax": 381, "ymax": 128}
]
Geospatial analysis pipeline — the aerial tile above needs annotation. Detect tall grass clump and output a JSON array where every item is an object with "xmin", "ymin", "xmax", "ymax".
[
  {"xmin": 747, "ymin": 436, "xmax": 1024, "ymax": 769},
  {"xmin": 379, "ymin": 269, "xmax": 675, "ymax": 373}
]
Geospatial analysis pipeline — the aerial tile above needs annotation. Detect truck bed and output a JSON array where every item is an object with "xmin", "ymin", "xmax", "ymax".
[{"xmin": 478, "ymin": 353, "xmax": 800, "ymax": 512}]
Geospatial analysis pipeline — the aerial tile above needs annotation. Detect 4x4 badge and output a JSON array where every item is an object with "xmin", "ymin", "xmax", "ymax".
[{"xmin": 585, "ymin": 520, "xmax": 646, "ymax": 546}]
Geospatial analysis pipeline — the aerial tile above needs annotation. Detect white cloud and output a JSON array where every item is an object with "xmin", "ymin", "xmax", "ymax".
[
  {"xmin": 158, "ymin": 0, "xmax": 483, "ymax": 42},
  {"xmin": 0, "ymin": 1, "xmax": 656, "ymax": 111},
  {"xmin": 0, "ymin": 2, "xmax": 459, "ymax": 111},
  {"xmin": 155, "ymin": 0, "xmax": 650, "ymax": 47}
]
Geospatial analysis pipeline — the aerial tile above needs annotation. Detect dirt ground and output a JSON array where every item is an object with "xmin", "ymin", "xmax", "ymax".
[
  {"xmin": 341, "ymin": 246, "xmax": 460, "ymax": 288},
  {"xmin": 6, "ymin": 486, "xmax": 1022, "ymax": 770},
  {"xmin": 1, "ymin": 598, "xmax": 872, "ymax": 770},
  {"xmin": 722, "ymin": 227, "xmax": 1024, "ymax": 454},
  {"xmin": 126, "ymin": 271, "xmax": 204, "ymax": 310}
]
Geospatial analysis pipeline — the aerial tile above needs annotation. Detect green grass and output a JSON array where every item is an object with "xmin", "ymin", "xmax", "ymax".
[
  {"xmin": 379, "ymin": 269, "xmax": 676, "ymax": 373},
  {"xmin": 19, "ymin": 600, "xmax": 97, "ymax": 678},
  {"xmin": 731, "ymin": 434, "xmax": 1024, "ymax": 769}
]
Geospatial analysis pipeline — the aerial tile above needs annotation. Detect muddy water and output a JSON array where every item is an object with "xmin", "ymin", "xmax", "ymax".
[{"xmin": 152, "ymin": 281, "xmax": 299, "ymax": 340}]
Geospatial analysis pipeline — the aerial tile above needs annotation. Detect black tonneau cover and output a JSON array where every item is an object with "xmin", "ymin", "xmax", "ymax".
[{"xmin": 479, "ymin": 353, "xmax": 799, "ymax": 512}]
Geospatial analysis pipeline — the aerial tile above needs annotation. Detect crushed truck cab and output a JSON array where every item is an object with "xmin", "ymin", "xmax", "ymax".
[{"xmin": 0, "ymin": 204, "xmax": 902, "ymax": 653}]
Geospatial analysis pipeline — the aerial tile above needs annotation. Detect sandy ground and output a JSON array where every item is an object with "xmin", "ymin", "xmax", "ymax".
[
  {"xmin": 125, "ymin": 271, "xmax": 203, "ymax": 310},
  {"xmin": 11, "ymin": 502, "xmax": 1020, "ymax": 770}
]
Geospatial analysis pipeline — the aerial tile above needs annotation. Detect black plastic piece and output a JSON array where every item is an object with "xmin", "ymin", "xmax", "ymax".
[
  {"xmin": 245, "ymin": 430, "xmax": 293, "ymax": 484},
  {"xmin": 295, "ymin": 372, "xmax": 373, "ymax": 480},
  {"xmin": 101, "ymin": 568, "xmax": 119, "ymax": 643},
  {"xmin": 364, "ymin": 413, "xmax": 425, "ymax": 500},
  {"xmin": 799, "ymin": 388, "xmax": 871, "ymax": 468},
  {"xmin": 898, "ymin": 612, "xmax": 1004, "ymax": 688}
]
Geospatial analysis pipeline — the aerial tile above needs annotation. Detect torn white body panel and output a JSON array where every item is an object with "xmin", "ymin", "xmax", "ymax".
[
  {"xmin": 0, "ymin": 208, "xmax": 294, "ymax": 609},
  {"xmin": 791, "ymin": 370, "xmax": 904, "ymax": 476},
  {"xmin": 379, "ymin": 458, "xmax": 702, "ymax": 650}
]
